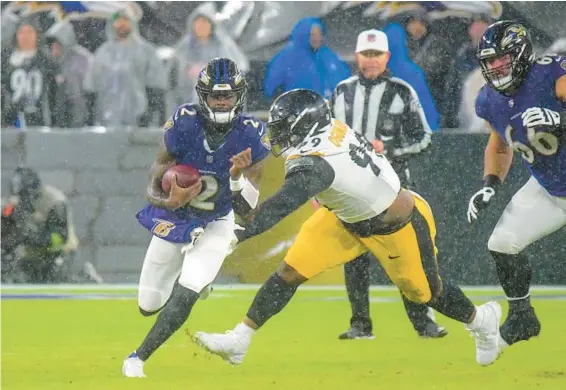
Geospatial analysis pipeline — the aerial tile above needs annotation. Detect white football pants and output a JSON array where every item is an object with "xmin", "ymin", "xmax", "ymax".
[
  {"xmin": 488, "ymin": 176, "xmax": 566, "ymax": 254},
  {"xmin": 138, "ymin": 212, "xmax": 235, "ymax": 312}
]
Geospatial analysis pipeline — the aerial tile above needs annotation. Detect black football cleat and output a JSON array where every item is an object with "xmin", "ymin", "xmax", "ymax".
[{"xmin": 500, "ymin": 306, "xmax": 541, "ymax": 346}]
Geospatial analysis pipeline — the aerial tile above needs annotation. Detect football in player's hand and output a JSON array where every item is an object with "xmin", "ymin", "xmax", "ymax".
[{"xmin": 162, "ymin": 165, "xmax": 201, "ymax": 193}]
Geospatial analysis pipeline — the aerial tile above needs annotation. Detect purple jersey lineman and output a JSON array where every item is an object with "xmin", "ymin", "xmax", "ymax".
[{"xmin": 476, "ymin": 55, "xmax": 566, "ymax": 196}]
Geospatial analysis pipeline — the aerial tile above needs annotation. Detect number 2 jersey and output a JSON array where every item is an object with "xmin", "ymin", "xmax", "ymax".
[
  {"xmin": 475, "ymin": 55, "xmax": 566, "ymax": 196},
  {"xmin": 286, "ymin": 119, "xmax": 401, "ymax": 223},
  {"xmin": 136, "ymin": 104, "xmax": 271, "ymax": 243}
]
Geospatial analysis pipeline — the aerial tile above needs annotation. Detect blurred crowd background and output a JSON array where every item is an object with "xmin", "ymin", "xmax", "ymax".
[{"xmin": 2, "ymin": 1, "xmax": 565, "ymax": 132}]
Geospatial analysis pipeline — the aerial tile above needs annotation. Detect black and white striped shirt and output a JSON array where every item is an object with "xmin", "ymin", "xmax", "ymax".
[{"xmin": 330, "ymin": 73, "xmax": 431, "ymax": 159}]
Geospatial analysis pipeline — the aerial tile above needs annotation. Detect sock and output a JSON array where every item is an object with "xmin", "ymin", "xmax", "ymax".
[
  {"xmin": 234, "ymin": 322, "xmax": 256, "ymax": 337},
  {"xmin": 344, "ymin": 254, "xmax": 372, "ymax": 331},
  {"xmin": 467, "ymin": 306, "xmax": 484, "ymax": 328},
  {"xmin": 246, "ymin": 272, "xmax": 299, "ymax": 328},
  {"xmin": 490, "ymin": 251, "xmax": 532, "ymax": 311},
  {"xmin": 402, "ymin": 293, "xmax": 434, "ymax": 331},
  {"xmin": 136, "ymin": 283, "xmax": 199, "ymax": 361},
  {"xmin": 428, "ymin": 281, "xmax": 476, "ymax": 324}
]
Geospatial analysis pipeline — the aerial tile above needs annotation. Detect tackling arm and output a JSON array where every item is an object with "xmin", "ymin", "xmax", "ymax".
[{"xmin": 235, "ymin": 156, "xmax": 335, "ymax": 242}]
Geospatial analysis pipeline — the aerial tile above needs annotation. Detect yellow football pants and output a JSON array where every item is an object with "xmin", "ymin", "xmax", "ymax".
[{"xmin": 285, "ymin": 193, "xmax": 441, "ymax": 304}]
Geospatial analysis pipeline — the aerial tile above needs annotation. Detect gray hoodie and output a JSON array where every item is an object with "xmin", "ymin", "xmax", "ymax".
[
  {"xmin": 83, "ymin": 10, "xmax": 166, "ymax": 127},
  {"xmin": 46, "ymin": 22, "xmax": 92, "ymax": 127},
  {"xmin": 171, "ymin": 2, "xmax": 249, "ymax": 107}
]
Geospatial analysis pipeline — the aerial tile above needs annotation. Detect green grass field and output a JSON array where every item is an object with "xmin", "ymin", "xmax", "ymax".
[{"xmin": 2, "ymin": 287, "xmax": 566, "ymax": 390}]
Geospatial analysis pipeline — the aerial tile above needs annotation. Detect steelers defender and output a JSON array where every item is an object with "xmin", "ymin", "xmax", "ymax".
[{"xmin": 194, "ymin": 89, "xmax": 502, "ymax": 366}]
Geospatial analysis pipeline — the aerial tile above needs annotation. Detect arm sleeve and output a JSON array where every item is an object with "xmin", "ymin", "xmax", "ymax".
[
  {"xmin": 236, "ymin": 156, "xmax": 335, "ymax": 242},
  {"xmin": 390, "ymin": 85, "xmax": 432, "ymax": 158}
]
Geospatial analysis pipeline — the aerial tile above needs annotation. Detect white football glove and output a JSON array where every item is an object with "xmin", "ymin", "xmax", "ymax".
[
  {"xmin": 467, "ymin": 187, "xmax": 496, "ymax": 223},
  {"xmin": 522, "ymin": 107, "xmax": 561, "ymax": 129}
]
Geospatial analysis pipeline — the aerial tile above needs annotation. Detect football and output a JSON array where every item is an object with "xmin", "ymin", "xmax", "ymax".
[{"xmin": 161, "ymin": 164, "xmax": 201, "ymax": 193}]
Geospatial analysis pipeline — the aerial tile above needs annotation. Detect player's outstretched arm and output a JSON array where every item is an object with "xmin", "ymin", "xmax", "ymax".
[{"xmin": 235, "ymin": 156, "xmax": 334, "ymax": 243}]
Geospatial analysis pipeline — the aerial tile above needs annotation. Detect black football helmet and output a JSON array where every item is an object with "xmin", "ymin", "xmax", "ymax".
[
  {"xmin": 476, "ymin": 20, "xmax": 535, "ymax": 94},
  {"xmin": 266, "ymin": 89, "xmax": 331, "ymax": 157},
  {"xmin": 195, "ymin": 57, "xmax": 247, "ymax": 127}
]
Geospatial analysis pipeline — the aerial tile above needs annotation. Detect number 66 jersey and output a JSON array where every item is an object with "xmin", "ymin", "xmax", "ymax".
[
  {"xmin": 475, "ymin": 55, "xmax": 566, "ymax": 196},
  {"xmin": 136, "ymin": 103, "xmax": 270, "ymax": 244},
  {"xmin": 286, "ymin": 119, "xmax": 401, "ymax": 223}
]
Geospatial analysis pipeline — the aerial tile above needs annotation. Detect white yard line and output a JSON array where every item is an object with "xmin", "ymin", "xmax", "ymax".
[{"xmin": 1, "ymin": 283, "xmax": 566, "ymax": 292}]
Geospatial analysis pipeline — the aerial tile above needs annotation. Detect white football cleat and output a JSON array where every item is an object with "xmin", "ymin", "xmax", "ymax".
[
  {"xmin": 194, "ymin": 330, "xmax": 251, "ymax": 365},
  {"xmin": 199, "ymin": 284, "xmax": 213, "ymax": 300},
  {"xmin": 122, "ymin": 352, "xmax": 146, "ymax": 378},
  {"xmin": 466, "ymin": 301, "xmax": 502, "ymax": 366}
]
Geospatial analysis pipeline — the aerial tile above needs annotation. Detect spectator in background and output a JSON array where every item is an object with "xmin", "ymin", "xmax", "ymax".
[
  {"xmin": 46, "ymin": 22, "xmax": 93, "ymax": 128},
  {"xmin": 441, "ymin": 15, "xmax": 490, "ymax": 128},
  {"xmin": 1, "ymin": 18, "xmax": 61, "ymax": 127},
  {"xmin": 264, "ymin": 17, "xmax": 350, "ymax": 100},
  {"xmin": 84, "ymin": 9, "xmax": 166, "ymax": 127},
  {"xmin": 171, "ymin": 2, "xmax": 249, "ymax": 107},
  {"xmin": 383, "ymin": 23, "xmax": 439, "ymax": 130},
  {"xmin": 404, "ymin": 12, "xmax": 452, "ymax": 112}
]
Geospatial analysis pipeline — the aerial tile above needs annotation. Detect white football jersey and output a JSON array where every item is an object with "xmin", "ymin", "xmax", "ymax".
[{"xmin": 285, "ymin": 119, "xmax": 401, "ymax": 223}]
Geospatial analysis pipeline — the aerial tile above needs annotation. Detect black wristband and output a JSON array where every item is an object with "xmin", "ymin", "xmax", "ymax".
[{"xmin": 484, "ymin": 174, "xmax": 502, "ymax": 190}]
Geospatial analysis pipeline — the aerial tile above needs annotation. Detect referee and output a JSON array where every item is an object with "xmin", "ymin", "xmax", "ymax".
[{"xmin": 330, "ymin": 29, "xmax": 447, "ymax": 340}]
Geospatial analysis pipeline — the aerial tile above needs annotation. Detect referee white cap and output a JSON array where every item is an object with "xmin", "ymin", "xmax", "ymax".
[{"xmin": 356, "ymin": 29, "xmax": 388, "ymax": 53}]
